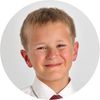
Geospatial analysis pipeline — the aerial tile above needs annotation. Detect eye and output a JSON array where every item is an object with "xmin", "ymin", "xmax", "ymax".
[
  {"xmin": 57, "ymin": 44, "xmax": 67, "ymax": 49},
  {"xmin": 36, "ymin": 46, "xmax": 47, "ymax": 50}
]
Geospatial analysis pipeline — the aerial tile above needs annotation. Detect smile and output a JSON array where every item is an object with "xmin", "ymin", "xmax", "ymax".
[{"xmin": 45, "ymin": 63, "xmax": 62, "ymax": 67}]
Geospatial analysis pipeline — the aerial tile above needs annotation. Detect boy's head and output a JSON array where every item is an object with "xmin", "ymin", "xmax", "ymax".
[
  {"xmin": 20, "ymin": 8, "xmax": 79, "ymax": 83},
  {"xmin": 20, "ymin": 8, "xmax": 76, "ymax": 50}
]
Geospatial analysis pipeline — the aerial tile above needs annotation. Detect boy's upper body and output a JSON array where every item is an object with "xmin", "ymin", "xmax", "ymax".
[
  {"xmin": 23, "ymin": 76, "xmax": 73, "ymax": 100},
  {"xmin": 20, "ymin": 8, "xmax": 79, "ymax": 100}
]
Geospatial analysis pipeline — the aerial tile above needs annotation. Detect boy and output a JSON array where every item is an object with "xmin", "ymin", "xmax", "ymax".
[{"xmin": 20, "ymin": 8, "xmax": 79, "ymax": 100}]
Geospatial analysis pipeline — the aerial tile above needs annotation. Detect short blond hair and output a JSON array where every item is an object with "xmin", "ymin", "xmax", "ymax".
[{"xmin": 20, "ymin": 8, "xmax": 76, "ymax": 50}]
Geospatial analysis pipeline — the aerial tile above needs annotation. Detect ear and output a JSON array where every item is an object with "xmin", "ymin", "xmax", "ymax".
[
  {"xmin": 20, "ymin": 50, "xmax": 32, "ymax": 68},
  {"xmin": 72, "ymin": 41, "xmax": 79, "ymax": 61}
]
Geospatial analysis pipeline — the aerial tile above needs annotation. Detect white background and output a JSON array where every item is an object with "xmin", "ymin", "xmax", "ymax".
[{"xmin": 0, "ymin": 0, "xmax": 100, "ymax": 100}]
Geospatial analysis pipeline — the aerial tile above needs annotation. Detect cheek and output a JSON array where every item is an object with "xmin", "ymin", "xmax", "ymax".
[
  {"xmin": 60, "ymin": 49, "xmax": 73, "ymax": 71},
  {"xmin": 60, "ymin": 48, "xmax": 73, "ymax": 62},
  {"xmin": 31, "ymin": 52, "xmax": 46, "ymax": 65}
]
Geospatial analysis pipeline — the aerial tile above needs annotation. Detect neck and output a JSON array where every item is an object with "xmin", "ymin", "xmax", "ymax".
[{"xmin": 37, "ymin": 76, "xmax": 70, "ymax": 94}]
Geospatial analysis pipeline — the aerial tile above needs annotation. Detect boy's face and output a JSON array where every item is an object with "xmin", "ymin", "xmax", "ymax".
[{"xmin": 21, "ymin": 22, "xmax": 79, "ymax": 82}]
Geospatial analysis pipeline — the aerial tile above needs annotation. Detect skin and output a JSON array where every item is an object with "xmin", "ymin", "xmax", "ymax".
[{"xmin": 21, "ymin": 22, "xmax": 79, "ymax": 93}]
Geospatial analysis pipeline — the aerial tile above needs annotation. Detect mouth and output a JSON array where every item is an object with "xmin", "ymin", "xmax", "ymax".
[{"xmin": 45, "ymin": 63, "xmax": 62, "ymax": 67}]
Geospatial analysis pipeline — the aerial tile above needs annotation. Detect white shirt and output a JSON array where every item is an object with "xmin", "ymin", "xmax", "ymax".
[{"xmin": 23, "ymin": 77, "xmax": 74, "ymax": 100}]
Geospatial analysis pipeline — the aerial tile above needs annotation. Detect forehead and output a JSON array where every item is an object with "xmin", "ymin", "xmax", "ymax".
[{"xmin": 25, "ymin": 22, "xmax": 72, "ymax": 45}]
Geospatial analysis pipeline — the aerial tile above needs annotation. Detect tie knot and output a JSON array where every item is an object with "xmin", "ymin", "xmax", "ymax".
[{"xmin": 49, "ymin": 95, "xmax": 63, "ymax": 100}]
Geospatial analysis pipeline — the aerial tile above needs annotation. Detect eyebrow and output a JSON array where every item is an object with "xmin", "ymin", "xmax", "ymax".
[
  {"xmin": 56, "ymin": 40, "xmax": 64, "ymax": 42},
  {"xmin": 34, "ymin": 42, "xmax": 46, "ymax": 46},
  {"xmin": 34, "ymin": 40, "xmax": 65, "ymax": 46}
]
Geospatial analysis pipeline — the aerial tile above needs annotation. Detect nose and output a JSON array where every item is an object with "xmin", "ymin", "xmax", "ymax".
[{"xmin": 46, "ymin": 48, "xmax": 59, "ymax": 60}]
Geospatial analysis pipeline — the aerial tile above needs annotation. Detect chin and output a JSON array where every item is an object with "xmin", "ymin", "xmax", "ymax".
[{"xmin": 45, "ymin": 73, "xmax": 67, "ymax": 82}]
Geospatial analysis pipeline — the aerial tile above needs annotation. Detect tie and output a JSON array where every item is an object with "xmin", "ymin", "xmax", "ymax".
[{"xmin": 49, "ymin": 95, "xmax": 63, "ymax": 100}]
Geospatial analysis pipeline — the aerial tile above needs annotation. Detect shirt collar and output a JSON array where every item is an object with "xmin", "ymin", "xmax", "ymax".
[
  {"xmin": 32, "ymin": 77, "xmax": 74, "ymax": 100},
  {"xmin": 59, "ymin": 78, "xmax": 74, "ymax": 97}
]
